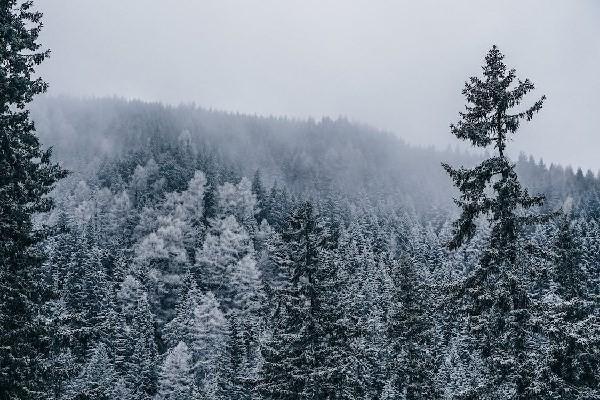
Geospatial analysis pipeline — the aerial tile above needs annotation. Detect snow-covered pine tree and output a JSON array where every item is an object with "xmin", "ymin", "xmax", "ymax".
[
  {"xmin": 165, "ymin": 286, "xmax": 228, "ymax": 395},
  {"xmin": 251, "ymin": 170, "xmax": 269, "ymax": 224},
  {"xmin": 63, "ymin": 342, "xmax": 116, "ymax": 400},
  {"xmin": 63, "ymin": 234, "xmax": 111, "ymax": 360},
  {"xmin": 112, "ymin": 275, "xmax": 158, "ymax": 399},
  {"xmin": 218, "ymin": 177, "xmax": 259, "ymax": 233},
  {"xmin": 0, "ymin": 1, "xmax": 67, "ymax": 397},
  {"xmin": 156, "ymin": 342, "xmax": 195, "ymax": 400},
  {"xmin": 194, "ymin": 214, "xmax": 255, "ymax": 309},
  {"xmin": 386, "ymin": 255, "xmax": 438, "ymax": 400},
  {"xmin": 259, "ymin": 202, "xmax": 342, "ymax": 399},
  {"xmin": 335, "ymin": 218, "xmax": 393, "ymax": 399},
  {"xmin": 442, "ymin": 46, "xmax": 548, "ymax": 399},
  {"xmin": 128, "ymin": 293, "xmax": 158, "ymax": 399}
]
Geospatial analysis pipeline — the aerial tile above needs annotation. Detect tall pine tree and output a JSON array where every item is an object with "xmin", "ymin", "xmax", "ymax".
[
  {"xmin": 0, "ymin": 1, "xmax": 66, "ymax": 398},
  {"xmin": 260, "ymin": 202, "xmax": 350, "ymax": 399},
  {"xmin": 442, "ymin": 46, "xmax": 548, "ymax": 399}
]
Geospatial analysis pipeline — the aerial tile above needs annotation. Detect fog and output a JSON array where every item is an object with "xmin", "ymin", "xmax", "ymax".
[{"xmin": 38, "ymin": 0, "xmax": 600, "ymax": 170}]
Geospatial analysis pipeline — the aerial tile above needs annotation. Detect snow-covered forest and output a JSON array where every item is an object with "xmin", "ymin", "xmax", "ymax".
[{"xmin": 1, "ymin": 1, "xmax": 599, "ymax": 400}]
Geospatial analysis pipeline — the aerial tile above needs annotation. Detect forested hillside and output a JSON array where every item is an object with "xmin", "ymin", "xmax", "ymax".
[
  {"xmin": 25, "ymin": 96, "xmax": 600, "ymax": 399},
  {"xmin": 32, "ymin": 96, "xmax": 600, "ymax": 219},
  {"xmin": 2, "ymin": 1, "xmax": 598, "ymax": 399}
]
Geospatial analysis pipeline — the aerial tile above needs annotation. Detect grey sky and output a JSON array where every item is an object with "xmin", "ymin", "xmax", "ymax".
[{"xmin": 38, "ymin": 1, "xmax": 600, "ymax": 171}]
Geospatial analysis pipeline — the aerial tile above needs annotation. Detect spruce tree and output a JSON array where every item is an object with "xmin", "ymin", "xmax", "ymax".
[
  {"xmin": 259, "ymin": 202, "xmax": 338, "ymax": 400},
  {"xmin": 156, "ymin": 342, "xmax": 196, "ymax": 400},
  {"xmin": 251, "ymin": 170, "xmax": 268, "ymax": 223},
  {"xmin": 387, "ymin": 256, "xmax": 438, "ymax": 400},
  {"xmin": 442, "ymin": 46, "xmax": 548, "ymax": 399},
  {"xmin": 63, "ymin": 343, "xmax": 116, "ymax": 400},
  {"xmin": 0, "ymin": 1, "xmax": 67, "ymax": 397}
]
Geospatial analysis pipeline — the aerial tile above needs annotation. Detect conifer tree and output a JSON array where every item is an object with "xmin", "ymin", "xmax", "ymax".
[
  {"xmin": 165, "ymin": 287, "xmax": 228, "ymax": 394},
  {"xmin": 63, "ymin": 343, "xmax": 116, "ymax": 400},
  {"xmin": 387, "ymin": 256, "xmax": 438, "ymax": 400},
  {"xmin": 195, "ymin": 215, "xmax": 255, "ymax": 308},
  {"xmin": 259, "ymin": 202, "xmax": 339, "ymax": 400},
  {"xmin": 252, "ymin": 170, "xmax": 268, "ymax": 223},
  {"xmin": 128, "ymin": 293, "xmax": 158, "ymax": 399},
  {"xmin": 156, "ymin": 342, "xmax": 195, "ymax": 400},
  {"xmin": 0, "ymin": 1, "xmax": 67, "ymax": 397},
  {"xmin": 442, "ymin": 46, "xmax": 548, "ymax": 399}
]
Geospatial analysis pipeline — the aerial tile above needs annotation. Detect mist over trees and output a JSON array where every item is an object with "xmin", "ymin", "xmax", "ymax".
[{"xmin": 1, "ymin": 1, "xmax": 599, "ymax": 400}]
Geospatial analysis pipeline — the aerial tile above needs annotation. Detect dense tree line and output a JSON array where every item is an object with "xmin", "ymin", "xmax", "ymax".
[{"xmin": 36, "ymin": 143, "xmax": 599, "ymax": 399}]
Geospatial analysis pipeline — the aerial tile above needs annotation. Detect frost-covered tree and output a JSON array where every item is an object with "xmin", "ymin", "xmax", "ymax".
[
  {"xmin": 259, "ymin": 202, "xmax": 342, "ymax": 399},
  {"xmin": 387, "ymin": 256, "xmax": 438, "ymax": 400},
  {"xmin": 63, "ymin": 238, "xmax": 111, "ymax": 359},
  {"xmin": 156, "ymin": 342, "xmax": 195, "ymax": 400},
  {"xmin": 335, "ymin": 219, "xmax": 393, "ymax": 399},
  {"xmin": 0, "ymin": 1, "xmax": 67, "ymax": 397},
  {"xmin": 218, "ymin": 177, "xmax": 258, "ymax": 231},
  {"xmin": 231, "ymin": 254, "xmax": 265, "ymax": 318},
  {"xmin": 63, "ymin": 343, "xmax": 116, "ymax": 400},
  {"xmin": 251, "ymin": 170, "xmax": 268, "ymax": 223},
  {"xmin": 195, "ymin": 215, "xmax": 255, "ymax": 308},
  {"xmin": 112, "ymin": 275, "xmax": 157, "ymax": 399},
  {"xmin": 443, "ymin": 46, "xmax": 548, "ymax": 399},
  {"xmin": 129, "ymin": 293, "xmax": 158, "ymax": 398},
  {"xmin": 165, "ymin": 287, "xmax": 228, "ymax": 394}
]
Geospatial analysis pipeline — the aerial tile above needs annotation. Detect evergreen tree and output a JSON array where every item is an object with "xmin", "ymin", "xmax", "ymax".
[
  {"xmin": 195, "ymin": 215, "xmax": 255, "ymax": 308},
  {"xmin": 336, "ymin": 219, "xmax": 393, "ymax": 399},
  {"xmin": 165, "ymin": 287, "xmax": 228, "ymax": 394},
  {"xmin": 63, "ymin": 235, "xmax": 111, "ymax": 360},
  {"xmin": 387, "ymin": 256, "xmax": 438, "ymax": 400},
  {"xmin": 252, "ymin": 170, "xmax": 268, "ymax": 223},
  {"xmin": 63, "ymin": 343, "xmax": 116, "ymax": 400},
  {"xmin": 156, "ymin": 342, "xmax": 195, "ymax": 400},
  {"xmin": 259, "ymin": 202, "xmax": 340, "ymax": 399},
  {"xmin": 0, "ymin": 1, "xmax": 67, "ymax": 397},
  {"xmin": 442, "ymin": 46, "xmax": 548, "ymax": 399},
  {"xmin": 129, "ymin": 293, "xmax": 158, "ymax": 399},
  {"xmin": 218, "ymin": 177, "xmax": 259, "ymax": 232}
]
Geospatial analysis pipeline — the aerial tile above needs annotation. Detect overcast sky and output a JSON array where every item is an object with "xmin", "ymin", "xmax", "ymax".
[{"xmin": 38, "ymin": 1, "xmax": 600, "ymax": 171}]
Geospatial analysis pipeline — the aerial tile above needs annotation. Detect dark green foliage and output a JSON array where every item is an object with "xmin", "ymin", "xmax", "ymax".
[
  {"xmin": 387, "ymin": 256, "xmax": 438, "ymax": 400},
  {"xmin": 259, "ymin": 202, "xmax": 338, "ymax": 399},
  {"xmin": 252, "ymin": 169, "xmax": 269, "ymax": 223},
  {"xmin": 442, "ymin": 46, "xmax": 551, "ymax": 399},
  {"xmin": 0, "ymin": 1, "xmax": 67, "ymax": 398},
  {"xmin": 442, "ymin": 45, "xmax": 547, "ymax": 261}
]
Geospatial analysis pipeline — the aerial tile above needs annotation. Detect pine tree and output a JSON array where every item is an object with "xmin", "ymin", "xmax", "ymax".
[
  {"xmin": 195, "ymin": 215, "xmax": 255, "ymax": 308},
  {"xmin": 129, "ymin": 293, "xmax": 158, "ymax": 399},
  {"xmin": 259, "ymin": 202, "xmax": 340, "ymax": 399},
  {"xmin": 442, "ymin": 46, "xmax": 548, "ymax": 399},
  {"xmin": 335, "ymin": 219, "xmax": 393, "ymax": 399},
  {"xmin": 156, "ymin": 342, "xmax": 195, "ymax": 400},
  {"xmin": 218, "ymin": 177, "xmax": 258, "ymax": 231},
  {"xmin": 63, "ymin": 342, "xmax": 116, "ymax": 400},
  {"xmin": 63, "ymin": 236, "xmax": 111, "ymax": 360},
  {"xmin": 252, "ymin": 170, "xmax": 268, "ymax": 224},
  {"xmin": 0, "ymin": 1, "xmax": 67, "ymax": 397},
  {"xmin": 112, "ymin": 275, "xmax": 157, "ymax": 400},
  {"xmin": 387, "ymin": 256, "xmax": 438, "ymax": 400},
  {"xmin": 165, "ymin": 287, "xmax": 228, "ymax": 394}
]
